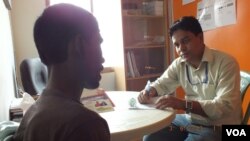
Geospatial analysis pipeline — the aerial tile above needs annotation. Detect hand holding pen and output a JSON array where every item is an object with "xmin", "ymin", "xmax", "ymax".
[
  {"xmin": 144, "ymin": 80, "xmax": 158, "ymax": 97},
  {"xmin": 138, "ymin": 80, "xmax": 157, "ymax": 104},
  {"xmin": 145, "ymin": 80, "xmax": 151, "ymax": 95}
]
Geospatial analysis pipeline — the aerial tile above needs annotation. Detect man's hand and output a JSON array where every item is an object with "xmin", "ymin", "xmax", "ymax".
[
  {"xmin": 138, "ymin": 87, "xmax": 157, "ymax": 104},
  {"xmin": 155, "ymin": 95, "xmax": 185, "ymax": 110}
]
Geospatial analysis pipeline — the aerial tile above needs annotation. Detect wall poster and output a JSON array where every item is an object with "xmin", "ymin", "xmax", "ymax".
[{"xmin": 197, "ymin": 0, "xmax": 236, "ymax": 31}]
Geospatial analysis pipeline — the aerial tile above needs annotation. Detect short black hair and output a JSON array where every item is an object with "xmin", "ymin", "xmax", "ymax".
[
  {"xmin": 169, "ymin": 16, "xmax": 203, "ymax": 37},
  {"xmin": 33, "ymin": 3, "xmax": 98, "ymax": 65}
]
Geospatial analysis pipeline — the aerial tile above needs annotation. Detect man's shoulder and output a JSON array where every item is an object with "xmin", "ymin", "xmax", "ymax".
[
  {"xmin": 14, "ymin": 107, "xmax": 106, "ymax": 141},
  {"xmin": 209, "ymin": 47, "xmax": 233, "ymax": 57},
  {"xmin": 169, "ymin": 57, "xmax": 186, "ymax": 70},
  {"xmin": 208, "ymin": 48, "xmax": 238, "ymax": 63},
  {"xmin": 170, "ymin": 56, "xmax": 183, "ymax": 65},
  {"xmin": 26, "ymin": 94, "xmax": 102, "ymax": 123},
  {"xmin": 18, "ymin": 99, "xmax": 104, "ymax": 131}
]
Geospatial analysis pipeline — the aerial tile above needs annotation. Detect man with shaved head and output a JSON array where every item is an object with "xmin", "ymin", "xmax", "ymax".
[{"xmin": 13, "ymin": 3, "xmax": 110, "ymax": 141}]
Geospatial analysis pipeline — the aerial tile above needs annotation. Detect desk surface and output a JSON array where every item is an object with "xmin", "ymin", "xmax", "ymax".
[{"xmin": 100, "ymin": 91, "xmax": 175, "ymax": 141}]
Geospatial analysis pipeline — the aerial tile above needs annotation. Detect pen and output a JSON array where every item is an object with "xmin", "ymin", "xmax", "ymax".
[{"xmin": 145, "ymin": 80, "xmax": 151, "ymax": 95}]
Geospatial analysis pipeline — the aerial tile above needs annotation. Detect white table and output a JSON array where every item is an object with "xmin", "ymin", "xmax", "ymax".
[{"xmin": 100, "ymin": 91, "xmax": 176, "ymax": 141}]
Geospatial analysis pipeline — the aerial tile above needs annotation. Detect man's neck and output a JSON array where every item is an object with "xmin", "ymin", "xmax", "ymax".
[{"xmin": 46, "ymin": 66, "xmax": 83, "ymax": 102}]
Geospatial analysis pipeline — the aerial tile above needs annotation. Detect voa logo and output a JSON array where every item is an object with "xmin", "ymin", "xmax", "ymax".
[
  {"xmin": 226, "ymin": 129, "xmax": 246, "ymax": 136},
  {"xmin": 222, "ymin": 125, "xmax": 249, "ymax": 140}
]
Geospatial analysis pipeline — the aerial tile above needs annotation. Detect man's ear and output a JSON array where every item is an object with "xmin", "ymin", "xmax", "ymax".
[
  {"xmin": 71, "ymin": 34, "xmax": 86, "ymax": 53},
  {"xmin": 198, "ymin": 33, "xmax": 204, "ymax": 41}
]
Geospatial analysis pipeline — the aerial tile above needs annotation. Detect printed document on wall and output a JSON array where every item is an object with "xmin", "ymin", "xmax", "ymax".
[
  {"xmin": 197, "ymin": 0, "xmax": 216, "ymax": 31},
  {"xmin": 214, "ymin": 0, "xmax": 236, "ymax": 27},
  {"xmin": 182, "ymin": 0, "xmax": 195, "ymax": 5}
]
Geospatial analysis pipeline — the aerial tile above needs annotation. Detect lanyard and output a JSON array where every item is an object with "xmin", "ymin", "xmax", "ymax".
[{"xmin": 186, "ymin": 62, "xmax": 208, "ymax": 85}]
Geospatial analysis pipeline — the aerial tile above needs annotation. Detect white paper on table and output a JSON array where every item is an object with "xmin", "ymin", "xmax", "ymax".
[
  {"xmin": 128, "ymin": 96, "xmax": 160, "ymax": 110},
  {"xmin": 128, "ymin": 96, "xmax": 175, "ymax": 111},
  {"xmin": 129, "ymin": 103, "xmax": 156, "ymax": 110},
  {"xmin": 10, "ymin": 92, "xmax": 35, "ymax": 115}
]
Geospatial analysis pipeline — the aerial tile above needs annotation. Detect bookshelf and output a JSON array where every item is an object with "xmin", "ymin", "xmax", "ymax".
[{"xmin": 121, "ymin": 0, "xmax": 169, "ymax": 91}]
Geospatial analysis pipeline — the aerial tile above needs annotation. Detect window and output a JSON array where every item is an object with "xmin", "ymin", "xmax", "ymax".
[
  {"xmin": 50, "ymin": 0, "xmax": 91, "ymax": 11},
  {"xmin": 50, "ymin": 0, "xmax": 124, "ymax": 67}
]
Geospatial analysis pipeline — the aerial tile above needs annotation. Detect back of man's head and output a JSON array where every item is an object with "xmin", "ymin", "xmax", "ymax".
[
  {"xmin": 169, "ymin": 16, "xmax": 203, "ymax": 37},
  {"xmin": 34, "ymin": 3, "xmax": 97, "ymax": 65}
]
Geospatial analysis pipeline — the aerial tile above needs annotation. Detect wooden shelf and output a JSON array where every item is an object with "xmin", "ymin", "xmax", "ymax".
[
  {"xmin": 121, "ymin": 0, "xmax": 169, "ymax": 91},
  {"xmin": 123, "ymin": 14, "xmax": 164, "ymax": 19},
  {"xmin": 127, "ymin": 73, "xmax": 162, "ymax": 80},
  {"xmin": 125, "ymin": 44, "xmax": 165, "ymax": 49}
]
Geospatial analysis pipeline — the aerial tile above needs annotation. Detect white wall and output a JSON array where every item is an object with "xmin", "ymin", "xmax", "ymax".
[
  {"xmin": 92, "ymin": 0, "xmax": 125, "ymax": 90},
  {"xmin": 11, "ymin": 0, "xmax": 46, "ymax": 89},
  {"xmin": 0, "ymin": 1, "xmax": 16, "ymax": 121}
]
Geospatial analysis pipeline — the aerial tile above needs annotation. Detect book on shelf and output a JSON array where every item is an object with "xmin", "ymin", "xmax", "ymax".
[
  {"xmin": 126, "ymin": 51, "xmax": 140, "ymax": 78},
  {"xmin": 81, "ymin": 88, "xmax": 115, "ymax": 113},
  {"xmin": 126, "ymin": 51, "xmax": 135, "ymax": 77},
  {"xmin": 130, "ymin": 51, "xmax": 140, "ymax": 77}
]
